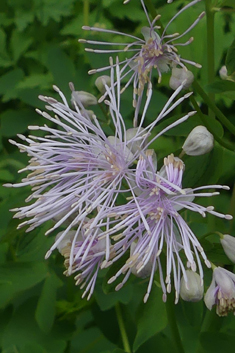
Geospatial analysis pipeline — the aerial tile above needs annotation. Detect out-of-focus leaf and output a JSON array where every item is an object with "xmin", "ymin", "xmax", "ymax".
[
  {"xmin": 206, "ymin": 80, "xmax": 235, "ymax": 93},
  {"xmin": 133, "ymin": 285, "xmax": 167, "ymax": 352},
  {"xmin": 226, "ymin": 39, "xmax": 235, "ymax": 76},
  {"xmin": 35, "ymin": 271, "xmax": 62, "ymax": 333},
  {"xmin": 10, "ymin": 29, "xmax": 33, "ymax": 62},
  {"xmin": 0, "ymin": 262, "xmax": 48, "ymax": 308},
  {"xmin": 16, "ymin": 73, "xmax": 53, "ymax": 90},
  {"xmin": 200, "ymin": 332, "xmax": 235, "ymax": 353},
  {"xmin": 183, "ymin": 144, "xmax": 224, "ymax": 188},
  {"xmin": 0, "ymin": 69, "xmax": 24, "ymax": 96},
  {"xmin": 1, "ymin": 109, "xmax": 39, "ymax": 136},
  {"xmin": 221, "ymin": 0, "xmax": 235, "ymax": 7},
  {"xmin": 2, "ymin": 298, "xmax": 67, "ymax": 353},
  {"xmin": 0, "ymin": 169, "xmax": 15, "ymax": 181}
]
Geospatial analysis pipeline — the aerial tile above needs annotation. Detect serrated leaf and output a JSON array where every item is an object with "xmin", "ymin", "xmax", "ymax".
[
  {"xmin": 35, "ymin": 272, "xmax": 62, "ymax": 333},
  {"xmin": 226, "ymin": 38, "xmax": 235, "ymax": 76},
  {"xmin": 133, "ymin": 285, "xmax": 167, "ymax": 352}
]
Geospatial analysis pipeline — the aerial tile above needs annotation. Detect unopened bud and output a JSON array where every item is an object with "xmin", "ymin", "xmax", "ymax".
[
  {"xmin": 95, "ymin": 75, "xmax": 111, "ymax": 93},
  {"xmin": 180, "ymin": 270, "xmax": 204, "ymax": 302},
  {"xmin": 71, "ymin": 91, "xmax": 97, "ymax": 107},
  {"xmin": 182, "ymin": 125, "xmax": 214, "ymax": 156},
  {"xmin": 220, "ymin": 234, "xmax": 235, "ymax": 263},
  {"xmin": 169, "ymin": 67, "xmax": 194, "ymax": 90},
  {"xmin": 55, "ymin": 230, "xmax": 77, "ymax": 255},
  {"xmin": 219, "ymin": 66, "xmax": 228, "ymax": 80}
]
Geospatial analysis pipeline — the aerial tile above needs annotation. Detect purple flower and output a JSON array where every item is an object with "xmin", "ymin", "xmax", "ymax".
[
  {"xmin": 56, "ymin": 218, "xmax": 109, "ymax": 300},
  {"xmin": 80, "ymin": 0, "xmax": 204, "ymax": 108},
  {"xmin": 103, "ymin": 153, "xmax": 231, "ymax": 303},
  {"xmin": 5, "ymin": 60, "xmax": 193, "ymax": 266},
  {"xmin": 204, "ymin": 267, "xmax": 235, "ymax": 316}
]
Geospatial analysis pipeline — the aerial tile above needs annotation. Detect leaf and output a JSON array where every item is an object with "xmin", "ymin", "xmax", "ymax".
[
  {"xmin": 10, "ymin": 29, "xmax": 33, "ymax": 62},
  {"xmin": 226, "ymin": 38, "xmax": 235, "ymax": 76},
  {"xmin": 206, "ymin": 80, "xmax": 235, "ymax": 93},
  {"xmin": 2, "ymin": 298, "xmax": 67, "ymax": 353},
  {"xmin": 133, "ymin": 285, "xmax": 167, "ymax": 352},
  {"xmin": 0, "ymin": 68, "xmax": 24, "ymax": 96},
  {"xmin": 200, "ymin": 332, "xmax": 235, "ymax": 353},
  {"xmin": 35, "ymin": 272, "xmax": 62, "ymax": 333},
  {"xmin": 95, "ymin": 282, "xmax": 133, "ymax": 311},
  {"xmin": 183, "ymin": 144, "xmax": 224, "ymax": 188},
  {"xmin": 221, "ymin": 0, "xmax": 235, "ymax": 8},
  {"xmin": 0, "ymin": 262, "xmax": 48, "ymax": 308},
  {"xmin": 1, "ymin": 108, "xmax": 39, "ymax": 136}
]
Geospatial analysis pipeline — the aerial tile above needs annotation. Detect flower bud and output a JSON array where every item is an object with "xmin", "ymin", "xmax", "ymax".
[
  {"xmin": 182, "ymin": 125, "xmax": 214, "ymax": 156},
  {"xmin": 126, "ymin": 127, "xmax": 148, "ymax": 154},
  {"xmin": 95, "ymin": 75, "xmax": 111, "ymax": 93},
  {"xmin": 169, "ymin": 67, "xmax": 194, "ymax": 90},
  {"xmin": 220, "ymin": 234, "xmax": 235, "ymax": 263},
  {"xmin": 219, "ymin": 65, "xmax": 228, "ymax": 80},
  {"xmin": 71, "ymin": 91, "xmax": 97, "ymax": 107},
  {"xmin": 180, "ymin": 270, "xmax": 204, "ymax": 302}
]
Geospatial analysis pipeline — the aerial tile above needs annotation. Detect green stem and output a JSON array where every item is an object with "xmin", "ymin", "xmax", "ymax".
[
  {"xmin": 192, "ymin": 80, "xmax": 235, "ymax": 136},
  {"xmin": 115, "ymin": 303, "xmax": 131, "ymax": 353},
  {"xmin": 165, "ymin": 297, "xmax": 185, "ymax": 353},
  {"xmin": 83, "ymin": 0, "xmax": 89, "ymax": 26},
  {"xmin": 205, "ymin": 0, "xmax": 215, "ymax": 118},
  {"xmin": 189, "ymin": 95, "xmax": 235, "ymax": 151}
]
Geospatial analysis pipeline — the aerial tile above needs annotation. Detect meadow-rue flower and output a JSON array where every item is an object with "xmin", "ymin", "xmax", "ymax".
[
  {"xmin": 103, "ymin": 153, "xmax": 231, "ymax": 303},
  {"xmin": 180, "ymin": 270, "xmax": 204, "ymax": 302},
  {"xmin": 5, "ymin": 59, "xmax": 194, "ymax": 270},
  {"xmin": 204, "ymin": 266, "xmax": 235, "ymax": 316},
  {"xmin": 56, "ymin": 218, "xmax": 109, "ymax": 300},
  {"xmin": 220, "ymin": 234, "xmax": 235, "ymax": 263},
  {"xmin": 80, "ymin": 0, "xmax": 204, "ymax": 109},
  {"xmin": 182, "ymin": 125, "xmax": 214, "ymax": 156},
  {"xmin": 169, "ymin": 68, "xmax": 194, "ymax": 90}
]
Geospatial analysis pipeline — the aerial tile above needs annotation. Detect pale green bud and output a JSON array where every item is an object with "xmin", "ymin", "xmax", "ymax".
[
  {"xmin": 169, "ymin": 67, "xmax": 194, "ymax": 90},
  {"xmin": 180, "ymin": 270, "xmax": 204, "ymax": 302},
  {"xmin": 95, "ymin": 75, "xmax": 111, "ymax": 93},
  {"xmin": 71, "ymin": 91, "xmax": 97, "ymax": 107},
  {"xmin": 182, "ymin": 125, "xmax": 214, "ymax": 156}
]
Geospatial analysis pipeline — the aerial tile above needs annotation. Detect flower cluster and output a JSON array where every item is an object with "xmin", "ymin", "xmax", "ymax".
[{"xmin": 7, "ymin": 0, "xmax": 235, "ymax": 315}]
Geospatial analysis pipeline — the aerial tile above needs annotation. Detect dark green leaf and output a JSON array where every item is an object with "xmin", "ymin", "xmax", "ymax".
[
  {"xmin": 10, "ymin": 29, "xmax": 33, "ymax": 62},
  {"xmin": 0, "ymin": 69, "xmax": 24, "ymax": 96},
  {"xmin": 35, "ymin": 271, "xmax": 62, "ymax": 333},
  {"xmin": 1, "ymin": 109, "xmax": 39, "ymax": 136},
  {"xmin": 200, "ymin": 332, "xmax": 235, "ymax": 353},
  {"xmin": 133, "ymin": 285, "xmax": 167, "ymax": 352},
  {"xmin": 95, "ymin": 282, "xmax": 133, "ymax": 311},
  {"xmin": 206, "ymin": 80, "xmax": 235, "ymax": 93}
]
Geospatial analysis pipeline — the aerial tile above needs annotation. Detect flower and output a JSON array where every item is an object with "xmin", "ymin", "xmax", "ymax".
[
  {"xmin": 5, "ymin": 59, "xmax": 194, "ymax": 266},
  {"xmin": 204, "ymin": 267, "xmax": 235, "ymax": 316},
  {"xmin": 80, "ymin": 0, "xmax": 204, "ymax": 108},
  {"xmin": 169, "ymin": 68, "xmax": 194, "ymax": 90},
  {"xmin": 182, "ymin": 125, "xmax": 214, "ymax": 156},
  {"xmin": 102, "ymin": 153, "xmax": 231, "ymax": 303},
  {"xmin": 56, "ymin": 218, "xmax": 109, "ymax": 300},
  {"xmin": 220, "ymin": 234, "xmax": 235, "ymax": 263},
  {"xmin": 180, "ymin": 270, "xmax": 204, "ymax": 302}
]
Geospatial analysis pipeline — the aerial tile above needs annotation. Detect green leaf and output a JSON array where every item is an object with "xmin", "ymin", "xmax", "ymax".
[
  {"xmin": 183, "ymin": 144, "xmax": 224, "ymax": 188},
  {"xmin": 221, "ymin": 0, "xmax": 235, "ymax": 8},
  {"xmin": 0, "ymin": 68, "xmax": 24, "ymax": 96},
  {"xmin": 200, "ymin": 332, "xmax": 235, "ymax": 353},
  {"xmin": 0, "ymin": 262, "xmax": 48, "ymax": 308},
  {"xmin": 35, "ymin": 272, "xmax": 62, "ymax": 333},
  {"xmin": 1, "ymin": 108, "xmax": 39, "ymax": 136},
  {"xmin": 2, "ymin": 298, "xmax": 67, "ymax": 353},
  {"xmin": 95, "ymin": 282, "xmax": 133, "ymax": 311},
  {"xmin": 0, "ymin": 169, "xmax": 15, "ymax": 181},
  {"xmin": 206, "ymin": 80, "xmax": 235, "ymax": 93},
  {"xmin": 133, "ymin": 285, "xmax": 167, "ymax": 352},
  {"xmin": 10, "ymin": 29, "xmax": 33, "ymax": 62},
  {"xmin": 226, "ymin": 38, "xmax": 235, "ymax": 76}
]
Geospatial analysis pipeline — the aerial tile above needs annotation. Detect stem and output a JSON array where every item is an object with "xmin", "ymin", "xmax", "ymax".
[
  {"xmin": 165, "ymin": 297, "xmax": 185, "ymax": 353},
  {"xmin": 189, "ymin": 95, "xmax": 235, "ymax": 151},
  {"xmin": 192, "ymin": 80, "xmax": 235, "ymax": 136},
  {"xmin": 205, "ymin": 0, "xmax": 215, "ymax": 118},
  {"xmin": 83, "ymin": 0, "xmax": 89, "ymax": 26},
  {"xmin": 115, "ymin": 303, "xmax": 131, "ymax": 353}
]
